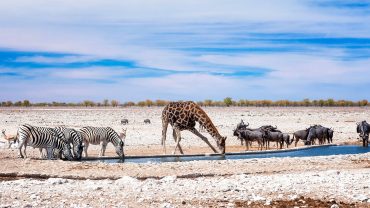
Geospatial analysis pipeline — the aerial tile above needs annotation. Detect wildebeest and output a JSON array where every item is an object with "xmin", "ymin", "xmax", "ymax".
[
  {"xmin": 258, "ymin": 125, "xmax": 284, "ymax": 149},
  {"xmin": 121, "ymin": 119, "xmax": 129, "ymax": 125},
  {"xmin": 235, "ymin": 120, "xmax": 249, "ymax": 145},
  {"xmin": 306, "ymin": 125, "xmax": 329, "ymax": 145},
  {"xmin": 233, "ymin": 128, "xmax": 265, "ymax": 150},
  {"xmin": 282, "ymin": 133, "xmax": 291, "ymax": 148},
  {"xmin": 356, "ymin": 120, "xmax": 370, "ymax": 147},
  {"xmin": 144, "ymin": 119, "xmax": 151, "ymax": 124},
  {"xmin": 263, "ymin": 129, "xmax": 283, "ymax": 149},
  {"xmin": 292, "ymin": 129, "xmax": 309, "ymax": 147},
  {"xmin": 327, "ymin": 128, "xmax": 334, "ymax": 143}
]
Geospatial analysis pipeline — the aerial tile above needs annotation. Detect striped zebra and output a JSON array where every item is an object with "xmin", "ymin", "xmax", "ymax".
[
  {"xmin": 80, "ymin": 126, "xmax": 124, "ymax": 159},
  {"xmin": 17, "ymin": 124, "xmax": 73, "ymax": 160},
  {"xmin": 55, "ymin": 126, "xmax": 84, "ymax": 160},
  {"xmin": 38, "ymin": 127, "xmax": 66, "ymax": 159}
]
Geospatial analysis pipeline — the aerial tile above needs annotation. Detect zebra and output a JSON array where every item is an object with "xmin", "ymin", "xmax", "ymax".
[
  {"xmin": 17, "ymin": 124, "xmax": 73, "ymax": 160},
  {"xmin": 37, "ymin": 127, "xmax": 67, "ymax": 159},
  {"xmin": 55, "ymin": 126, "xmax": 84, "ymax": 160},
  {"xmin": 80, "ymin": 126, "xmax": 124, "ymax": 159}
]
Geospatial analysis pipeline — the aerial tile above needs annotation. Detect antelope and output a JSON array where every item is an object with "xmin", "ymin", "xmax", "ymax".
[{"xmin": 1, "ymin": 129, "xmax": 17, "ymax": 148}]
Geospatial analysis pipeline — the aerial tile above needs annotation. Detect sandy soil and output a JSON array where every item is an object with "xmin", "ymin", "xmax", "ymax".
[{"xmin": 1, "ymin": 107, "xmax": 370, "ymax": 207}]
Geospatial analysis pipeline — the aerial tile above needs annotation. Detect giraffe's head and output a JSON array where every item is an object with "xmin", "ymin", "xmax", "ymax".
[{"xmin": 217, "ymin": 136, "xmax": 227, "ymax": 154}]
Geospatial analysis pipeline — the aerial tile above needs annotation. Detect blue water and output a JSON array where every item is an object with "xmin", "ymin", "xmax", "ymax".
[{"xmin": 90, "ymin": 145, "xmax": 370, "ymax": 164}]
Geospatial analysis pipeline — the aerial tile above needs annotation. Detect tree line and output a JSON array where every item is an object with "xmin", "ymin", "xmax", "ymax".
[{"xmin": 0, "ymin": 98, "xmax": 369, "ymax": 107}]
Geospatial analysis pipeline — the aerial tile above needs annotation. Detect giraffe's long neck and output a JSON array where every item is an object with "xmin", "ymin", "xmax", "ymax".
[{"xmin": 194, "ymin": 108, "xmax": 222, "ymax": 140}]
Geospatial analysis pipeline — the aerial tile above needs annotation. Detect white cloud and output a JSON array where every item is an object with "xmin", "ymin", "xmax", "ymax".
[
  {"xmin": 1, "ymin": 0, "xmax": 370, "ymax": 101},
  {"xmin": 198, "ymin": 52, "xmax": 370, "ymax": 84}
]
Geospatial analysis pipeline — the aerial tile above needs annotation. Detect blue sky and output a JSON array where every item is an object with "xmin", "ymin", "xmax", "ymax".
[{"xmin": 0, "ymin": 0, "xmax": 370, "ymax": 102}]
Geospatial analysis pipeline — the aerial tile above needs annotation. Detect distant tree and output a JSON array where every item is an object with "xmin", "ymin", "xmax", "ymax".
[
  {"xmin": 318, "ymin": 99, "xmax": 324, "ymax": 107},
  {"xmin": 223, "ymin": 97, "xmax": 233, "ymax": 107},
  {"xmin": 123, "ymin": 101, "xmax": 135, "ymax": 107},
  {"xmin": 137, "ymin": 101, "xmax": 146, "ymax": 107},
  {"xmin": 155, "ymin": 100, "xmax": 168, "ymax": 106},
  {"xmin": 83, "ymin": 100, "xmax": 95, "ymax": 107},
  {"xmin": 145, "ymin": 99, "xmax": 154, "ymax": 107},
  {"xmin": 204, "ymin": 99, "xmax": 213, "ymax": 106},
  {"xmin": 302, "ymin": 98, "xmax": 311, "ymax": 107},
  {"xmin": 215, "ymin": 101, "xmax": 226, "ymax": 107},
  {"xmin": 22, "ymin": 100, "xmax": 31, "ymax": 107},
  {"xmin": 312, "ymin": 100, "xmax": 318, "ymax": 106},
  {"xmin": 358, "ymin": 99, "xmax": 368, "ymax": 107},
  {"xmin": 337, "ymin": 100, "xmax": 345, "ymax": 107},
  {"xmin": 196, "ymin": 101, "xmax": 204, "ymax": 106},
  {"xmin": 276, "ymin": 100, "xmax": 289, "ymax": 107},
  {"xmin": 14, "ymin": 101, "xmax": 22, "ymax": 106},
  {"xmin": 103, "ymin": 99, "xmax": 109, "ymax": 107},
  {"xmin": 237, "ymin": 99, "xmax": 246, "ymax": 106},
  {"xmin": 327, "ymin": 98, "xmax": 335, "ymax": 106},
  {"xmin": 111, "ymin": 100, "xmax": 119, "ymax": 107},
  {"xmin": 261, "ymin": 100, "xmax": 272, "ymax": 107}
]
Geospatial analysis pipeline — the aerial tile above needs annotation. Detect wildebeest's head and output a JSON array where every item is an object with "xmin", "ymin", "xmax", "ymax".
[
  {"xmin": 357, "ymin": 120, "xmax": 370, "ymax": 137},
  {"xmin": 233, "ymin": 128, "xmax": 240, "ymax": 137},
  {"xmin": 236, "ymin": 120, "xmax": 248, "ymax": 131}
]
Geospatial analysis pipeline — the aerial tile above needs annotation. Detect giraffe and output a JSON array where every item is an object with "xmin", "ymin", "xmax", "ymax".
[{"xmin": 161, "ymin": 101, "xmax": 226, "ymax": 154}]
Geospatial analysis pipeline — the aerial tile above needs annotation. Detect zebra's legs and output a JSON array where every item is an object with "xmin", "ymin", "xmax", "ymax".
[
  {"xmin": 23, "ymin": 145, "xmax": 27, "ymax": 158},
  {"xmin": 39, "ymin": 148, "xmax": 46, "ymax": 158},
  {"xmin": 83, "ymin": 142, "xmax": 89, "ymax": 157},
  {"xmin": 100, "ymin": 142, "xmax": 107, "ymax": 156},
  {"xmin": 46, "ymin": 147, "xmax": 53, "ymax": 160},
  {"xmin": 17, "ymin": 135, "xmax": 26, "ymax": 158},
  {"xmin": 18, "ymin": 145, "xmax": 24, "ymax": 158}
]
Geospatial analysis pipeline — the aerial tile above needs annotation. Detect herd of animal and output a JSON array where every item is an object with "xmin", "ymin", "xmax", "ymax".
[
  {"xmin": 120, "ymin": 119, "xmax": 151, "ymax": 125},
  {"xmin": 2, "ymin": 124, "xmax": 126, "ymax": 161},
  {"xmin": 0, "ymin": 101, "xmax": 369, "ymax": 161},
  {"xmin": 232, "ymin": 120, "xmax": 335, "ymax": 151}
]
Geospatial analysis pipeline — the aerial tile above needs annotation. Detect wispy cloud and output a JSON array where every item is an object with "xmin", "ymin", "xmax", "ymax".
[{"xmin": 0, "ymin": 0, "xmax": 369, "ymax": 101}]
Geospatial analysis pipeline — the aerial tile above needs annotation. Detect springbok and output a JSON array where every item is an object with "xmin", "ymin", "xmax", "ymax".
[{"xmin": 1, "ymin": 129, "xmax": 17, "ymax": 148}]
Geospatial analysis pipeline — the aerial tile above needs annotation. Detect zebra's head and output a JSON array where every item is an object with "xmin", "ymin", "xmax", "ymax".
[
  {"xmin": 115, "ymin": 140, "xmax": 125, "ymax": 159},
  {"xmin": 73, "ymin": 143, "xmax": 83, "ymax": 160},
  {"xmin": 72, "ymin": 131, "xmax": 84, "ymax": 160},
  {"xmin": 62, "ymin": 143, "xmax": 73, "ymax": 161}
]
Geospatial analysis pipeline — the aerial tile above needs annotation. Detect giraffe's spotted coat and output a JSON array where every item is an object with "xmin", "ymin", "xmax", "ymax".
[{"xmin": 161, "ymin": 101, "xmax": 226, "ymax": 154}]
